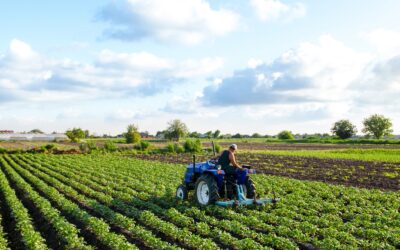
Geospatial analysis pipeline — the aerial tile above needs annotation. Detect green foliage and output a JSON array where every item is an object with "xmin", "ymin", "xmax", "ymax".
[
  {"xmin": 277, "ymin": 130, "xmax": 295, "ymax": 140},
  {"xmin": 164, "ymin": 119, "xmax": 188, "ymax": 141},
  {"xmin": 232, "ymin": 133, "xmax": 243, "ymax": 139},
  {"xmin": 104, "ymin": 141, "xmax": 117, "ymax": 152},
  {"xmin": 183, "ymin": 139, "xmax": 202, "ymax": 153},
  {"xmin": 331, "ymin": 119, "xmax": 357, "ymax": 139},
  {"xmin": 139, "ymin": 140, "xmax": 150, "ymax": 151},
  {"xmin": 65, "ymin": 128, "xmax": 86, "ymax": 142},
  {"xmin": 0, "ymin": 148, "xmax": 7, "ymax": 153},
  {"xmin": 213, "ymin": 130, "xmax": 221, "ymax": 138},
  {"xmin": 86, "ymin": 141, "xmax": 98, "ymax": 151},
  {"xmin": 214, "ymin": 143, "xmax": 221, "ymax": 153},
  {"xmin": 362, "ymin": 114, "xmax": 393, "ymax": 139},
  {"xmin": 44, "ymin": 144, "xmax": 55, "ymax": 150},
  {"xmin": 125, "ymin": 124, "xmax": 141, "ymax": 144},
  {"xmin": 135, "ymin": 141, "xmax": 151, "ymax": 151},
  {"xmin": 29, "ymin": 129, "xmax": 44, "ymax": 134},
  {"xmin": 188, "ymin": 131, "xmax": 201, "ymax": 138},
  {"xmin": 5, "ymin": 154, "xmax": 398, "ymax": 250},
  {"xmin": 166, "ymin": 143, "xmax": 184, "ymax": 153}
]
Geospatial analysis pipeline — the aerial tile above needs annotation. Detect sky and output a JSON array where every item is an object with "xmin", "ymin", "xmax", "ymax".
[{"xmin": 0, "ymin": 0, "xmax": 400, "ymax": 136}]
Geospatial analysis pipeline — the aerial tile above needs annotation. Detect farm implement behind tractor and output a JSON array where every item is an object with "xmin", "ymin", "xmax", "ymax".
[{"xmin": 176, "ymin": 143, "xmax": 278, "ymax": 207}]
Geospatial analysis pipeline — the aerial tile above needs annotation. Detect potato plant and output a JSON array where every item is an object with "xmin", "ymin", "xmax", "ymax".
[{"xmin": 0, "ymin": 153, "xmax": 398, "ymax": 249}]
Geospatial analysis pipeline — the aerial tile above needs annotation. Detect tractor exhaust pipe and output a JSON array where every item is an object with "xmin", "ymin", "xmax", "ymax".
[
  {"xmin": 193, "ymin": 155, "xmax": 196, "ymax": 168},
  {"xmin": 211, "ymin": 141, "xmax": 216, "ymax": 156}
]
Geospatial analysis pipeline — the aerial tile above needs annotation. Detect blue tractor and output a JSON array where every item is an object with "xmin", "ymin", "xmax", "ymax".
[{"xmin": 176, "ymin": 155, "xmax": 278, "ymax": 207}]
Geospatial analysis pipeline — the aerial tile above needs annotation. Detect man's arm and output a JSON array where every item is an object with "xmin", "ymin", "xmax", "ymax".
[{"xmin": 229, "ymin": 152, "xmax": 242, "ymax": 169}]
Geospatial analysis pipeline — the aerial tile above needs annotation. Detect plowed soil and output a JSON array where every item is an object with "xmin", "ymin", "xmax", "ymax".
[{"xmin": 132, "ymin": 153, "xmax": 400, "ymax": 191}]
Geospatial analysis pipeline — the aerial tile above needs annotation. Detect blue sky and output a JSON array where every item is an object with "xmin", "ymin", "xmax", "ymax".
[{"xmin": 1, "ymin": 0, "xmax": 400, "ymax": 135}]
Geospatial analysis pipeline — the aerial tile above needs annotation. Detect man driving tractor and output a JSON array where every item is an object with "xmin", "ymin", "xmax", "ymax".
[{"xmin": 216, "ymin": 144, "xmax": 242, "ymax": 175}]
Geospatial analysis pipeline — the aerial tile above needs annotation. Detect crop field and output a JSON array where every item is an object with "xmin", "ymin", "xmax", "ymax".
[
  {"xmin": 0, "ymin": 154, "xmax": 398, "ymax": 249},
  {"xmin": 133, "ymin": 151, "xmax": 400, "ymax": 190}
]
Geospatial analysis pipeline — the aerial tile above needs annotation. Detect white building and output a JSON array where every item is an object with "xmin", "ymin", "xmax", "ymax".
[{"xmin": 0, "ymin": 133, "xmax": 68, "ymax": 142}]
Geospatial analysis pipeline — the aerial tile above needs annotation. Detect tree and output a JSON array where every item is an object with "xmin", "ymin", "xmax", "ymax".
[
  {"xmin": 125, "ymin": 124, "xmax": 141, "ymax": 144},
  {"xmin": 232, "ymin": 133, "xmax": 243, "ymax": 139},
  {"xmin": 331, "ymin": 120, "xmax": 357, "ymax": 139},
  {"xmin": 277, "ymin": 130, "xmax": 295, "ymax": 140},
  {"xmin": 29, "ymin": 129, "xmax": 44, "ymax": 134},
  {"xmin": 189, "ymin": 131, "xmax": 201, "ymax": 138},
  {"xmin": 205, "ymin": 131, "xmax": 213, "ymax": 139},
  {"xmin": 164, "ymin": 119, "xmax": 188, "ymax": 141},
  {"xmin": 84, "ymin": 130, "xmax": 90, "ymax": 138},
  {"xmin": 213, "ymin": 130, "xmax": 221, "ymax": 138},
  {"xmin": 362, "ymin": 114, "xmax": 393, "ymax": 139},
  {"xmin": 251, "ymin": 133, "xmax": 262, "ymax": 138},
  {"xmin": 65, "ymin": 128, "xmax": 86, "ymax": 142}
]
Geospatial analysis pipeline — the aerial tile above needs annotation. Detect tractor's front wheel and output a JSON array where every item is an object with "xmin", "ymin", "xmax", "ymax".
[
  {"xmin": 194, "ymin": 175, "xmax": 219, "ymax": 206},
  {"xmin": 176, "ymin": 184, "xmax": 188, "ymax": 200}
]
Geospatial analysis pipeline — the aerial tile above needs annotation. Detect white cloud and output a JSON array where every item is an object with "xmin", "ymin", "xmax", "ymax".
[
  {"xmin": 363, "ymin": 29, "xmax": 400, "ymax": 58},
  {"xmin": 247, "ymin": 58, "xmax": 263, "ymax": 68},
  {"xmin": 0, "ymin": 39, "xmax": 224, "ymax": 103},
  {"xmin": 250, "ymin": 0, "xmax": 306, "ymax": 22},
  {"xmin": 98, "ymin": 0, "xmax": 239, "ymax": 45},
  {"xmin": 202, "ymin": 35, "xmax": 371, "ymax": 106}
]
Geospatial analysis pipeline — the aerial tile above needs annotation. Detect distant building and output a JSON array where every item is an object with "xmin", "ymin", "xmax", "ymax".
[
  {"xmin": 0, "ymin": 133, "xmax": 68, "ymax": 142},
  {"xmin": 0, "ymin": 130, "xmax": 14, "ymax": 134}
]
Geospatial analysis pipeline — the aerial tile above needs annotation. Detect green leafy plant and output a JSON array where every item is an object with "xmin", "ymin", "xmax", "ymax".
[{"xmin": 184, "ymin": 139, "xmax": 202, "ymax": 153}]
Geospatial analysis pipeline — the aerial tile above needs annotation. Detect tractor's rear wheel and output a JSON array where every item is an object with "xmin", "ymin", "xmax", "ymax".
[
  {"xmin": 245, "ymin": 176, "xmax": 256, "ymax": 198},
  {"xmin": 176, "ymin": 184, "xmax": 188, "ymax": 200},
  {"xmin": 194, "ymin": 175, "xmax": 219, "ymax": 206}
]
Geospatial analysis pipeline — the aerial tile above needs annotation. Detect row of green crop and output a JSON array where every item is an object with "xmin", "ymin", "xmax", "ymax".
[
  {"xmin": 25, "ymin": 154, "xmax": 297, "ymax": 249},
  {"xmin": 0, "ymin": 158, "xmax": 48, "ymax": 250},
  {"xmin": 20, "ymin": 154, "xmax": 277, "ymax": 250},
  {"xmin": 11, "ymin": 155, "xmax": 220, "ymax": 250},
  {"xmin": 26, "ymin": 153, "xmax": 396, "ymax": 249},
  {"xmin": 19, "ymin": 154, "xmax": 254, "ymax": 250},
  {"xmin": 60, "ymin": 154, "xmax": 400, "ymax": 249},
  {"xmin": 0, "ymin": 157, "xmax": 92, "ymax": 250},
  {"xmin": 0, "ymin": 155, "xmax": 139, "ymax": 250},
  {"xmin": 7, "ymin": 155, "xmax": 181, "ymax": 250}
]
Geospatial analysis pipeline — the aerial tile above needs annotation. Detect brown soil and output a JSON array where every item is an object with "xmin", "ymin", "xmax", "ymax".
[
  {"xmin": 132, "ymin": 153, "xmax": 400, "ymax": 191},
  {"xmin": 206, "ymin": 142, "xmax": 400, "ymax": 151}
]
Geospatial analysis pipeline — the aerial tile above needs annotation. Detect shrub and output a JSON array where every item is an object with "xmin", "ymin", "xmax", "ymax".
[
  {"xmin": 139, "ymin": 141, "xmax": 150, "ymax": 151},
  {"xmin": 0, "ymin": 148, "xmax": 6, "ymax": 153},
  {"xmin": 184, "ymin": 139, "xmax": 202, "ymax": 153},
  {"xmin": 174, "ymin": 143, "xmax": 185, "ymax": 153},
  {"xmin": 87, "ymin": 141, "xmax": 98, "ymax": 151},
  {"xmin": 125, "ymin": 124, "xmax": 141, "ymax": 144},
  {"xmin": 44, "ymin": 144, "xmax": 56, "ymax": 150},
  {"xmin": 166, "ymin": 143, "xmax": 184, "ymax": 153},
  {"xmin": 166, "ymin": 143, "xmax": 175, "ymax": 153},
  {"xmin": 104, "ymin": 141, "xmax": 117, "ymax": 152},
  {"xmin": 278, "ymin": 130, "xmax": 295, "ymax": 140},
  {"xmin": 65, "ymin": 128, "xmax": 86, "ymax": 142},
  {"xmin": 214, "ymin": 143, "xmax": 222, "ymax": 153}
]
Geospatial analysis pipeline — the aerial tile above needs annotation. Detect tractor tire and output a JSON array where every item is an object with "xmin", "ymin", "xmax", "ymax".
[
  {"xmin": 176, "ymin": 184, "xmax": 188, "ymax": 200},
  {"xmin": 244, "ymin": 176, "xmax": 256, "ymax": 198},
  {"xmin": 194, "ymin": 175, "xmax": 219, "ymax": 206}
]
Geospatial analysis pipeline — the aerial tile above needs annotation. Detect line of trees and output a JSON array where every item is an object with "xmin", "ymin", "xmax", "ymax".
[{"xmin": 62, "ymin": 114, "xmax": 395, "ymax": 143}]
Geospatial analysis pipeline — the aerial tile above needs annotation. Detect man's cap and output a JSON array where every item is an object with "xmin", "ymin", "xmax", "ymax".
[{"xmin": 230, "ymin": 144, "xmax": 238, "ymax": 150}]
